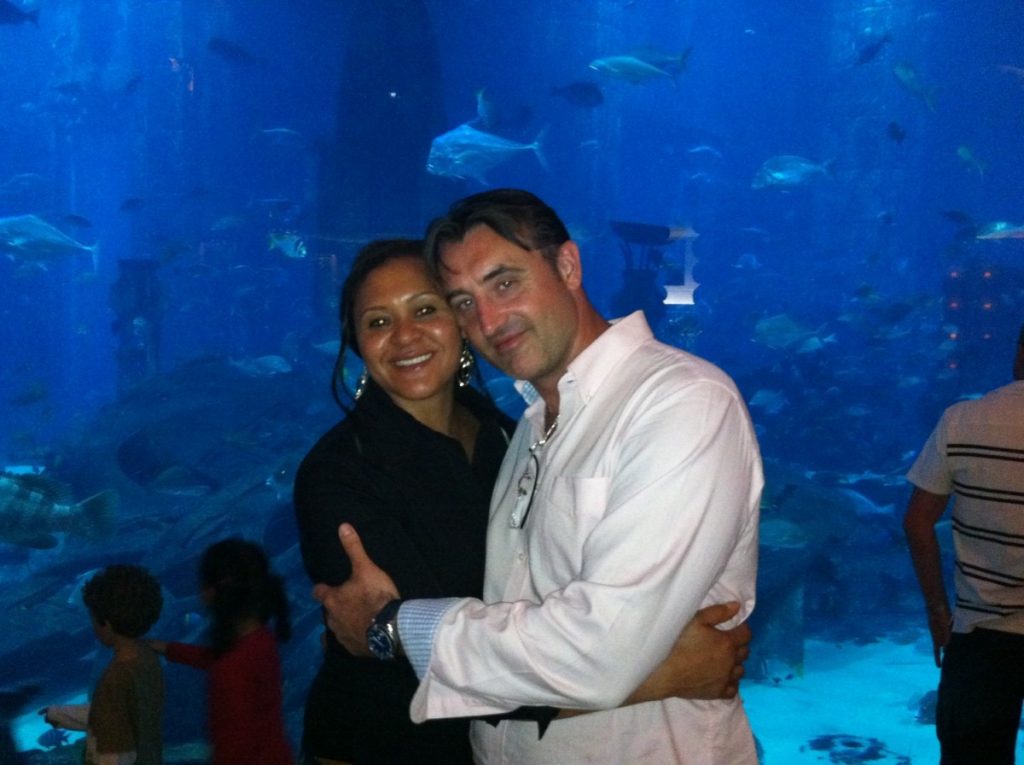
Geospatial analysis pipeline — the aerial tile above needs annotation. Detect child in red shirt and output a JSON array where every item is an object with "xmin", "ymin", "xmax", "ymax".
[{"xmin": 150, "ymin": 539, "xmax": 293, "ymax": 765}]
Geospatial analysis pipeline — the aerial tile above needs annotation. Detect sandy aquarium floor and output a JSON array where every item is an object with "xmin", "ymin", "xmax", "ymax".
[
  {"xmin": 744, "ymin": 636, "xmax": 968, "ymax": 764},
  {"xmin": 15, "ymin": 635, "xmax": 1024, "ymax": 763}
]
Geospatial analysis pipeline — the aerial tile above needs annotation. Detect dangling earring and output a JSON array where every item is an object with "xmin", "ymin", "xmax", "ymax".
[
  {"xmin": 354, "ymin": 367, "xmax": 369, "ymax": 399},
  {"xmin": 456, "ymin": 341, "xmax": 474, "ymax": 388}
]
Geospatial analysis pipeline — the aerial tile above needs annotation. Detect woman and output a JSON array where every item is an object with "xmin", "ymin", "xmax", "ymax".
[{"xmin": 294, "ymin": 239, "xmax": 511, "ymax": 764}]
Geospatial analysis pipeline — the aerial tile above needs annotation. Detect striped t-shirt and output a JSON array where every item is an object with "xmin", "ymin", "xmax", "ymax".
[{"xmin": 907, "ymin": 380, "xmax": 1024, "ymax": 634}]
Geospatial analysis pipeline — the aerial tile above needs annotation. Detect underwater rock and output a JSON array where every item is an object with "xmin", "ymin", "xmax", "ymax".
[
  {"xmin": 1, "ymin": 356, "xmax": 331, "ymax": 748},
  {"xmin": 807, "ymin": 733, "xmax": 911, "ymax": 764}
]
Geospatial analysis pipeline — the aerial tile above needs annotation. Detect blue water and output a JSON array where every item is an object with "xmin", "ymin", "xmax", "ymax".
[{"xmin": 1, "ymin": 0, "xmax": 1021, "ymax": 760}]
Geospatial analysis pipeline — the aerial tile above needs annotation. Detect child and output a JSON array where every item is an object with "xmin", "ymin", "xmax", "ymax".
[
  {"xmin": 41, "ymin": 564, "xmax": 164, "ymax": 765},
  {"xmin": 149, "ymin": 538, "xmax": 293, "ymax": 765}
]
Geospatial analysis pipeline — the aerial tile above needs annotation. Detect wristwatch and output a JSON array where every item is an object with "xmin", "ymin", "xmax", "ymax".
[{"xmin": 367, "ymin": 599, "xmax": 403, "ymax": 660}]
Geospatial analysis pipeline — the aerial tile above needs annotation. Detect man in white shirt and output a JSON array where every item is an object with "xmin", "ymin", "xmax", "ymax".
[
  {"xmin": 904, "ymin": 325, "xmax": 1024, "ymax": 765},
  {"xmin": 316, "ymin": 189, "xmax": 763, "ymax": 763}
]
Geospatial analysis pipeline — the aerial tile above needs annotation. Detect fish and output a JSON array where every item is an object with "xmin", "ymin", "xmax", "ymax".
[
  {"xmin": 759, "ymin": 518, "xmax": 809, "ymax": 550},
  {"xmin": 999, "ymin": 64, "xmax": 1024, "ymax": 85},
  {"xmin": 207, "ymin": 37, "xmax": 262, "ymax": 66},
  {"xmin": 0, "ymin": 473, "xmax": 117, "ymax": 549},
  {"xmin": 687, "ymin": 143, "xmax": 723, "ymax": 159},
  {"xmin": 940, "ymin": 209, "xmax": 974, "ymax": 226},
  {"xmin": 855, "ymin": 33, "xmax": 890, "ymax": 65},
  {"xmin": 8, "ymin": 381, "xmax": 47, "ymax": 406},
  {"xmin": 0, "ymin": 172, "xmax": 47, "ymax": 196},
  {"xmin": 956, "ymin": 145, "xmax": 986, "ymax": 177},
  {"xmin": 892, "ymin": 61, "xmax": 937, "ymax": 111},
  {"xmin": 752, "ymin": 155, "xmax": 833, "ymax": 189},
  {"xmin": 147, "ymin": 465, "xmax": 218, "ymax": 497},
  {"xmin": 589, "ymin": 54, "xmax": 675, "ymax": 84},
  {"xmin": 37, "ymin": 726, "xmax": 71, "ymax": 749},
  {"xmin": 426, "ymin": 123, "xmax": 548, "ymax": 184},
  {"xmin": 256, "ymin": 127, "xmax": 307, "ymax": 147},
  {"xmin": 753, "ymin": 313, "xmax": 830, "ymax": 352},
  {"xmin": 268, "ymin": 231, "xmax": 307, "ymax": 259},
  {"xmin": 976, "ymin": 221, "xmax": 1024, "ymax": 240},
  {"xmin": 550, "ymin": 82, "xmax": 604, "ymax": 108},
  {"xmin": 748, "ymin": 389, "xmax": 788, "ymax": 415},
  {"xmin": 312, "ymin": 340, "xmax": 341, "ymax": 356},
  {"xmin": 0, "ymin": 214, "xmax": 98, "ymax": 263},
  {"xmin": 630, "ymin": 46, "xmax": 692, "ymax": 74},
  {"xmin": 230, "ymin": 354, "xmax": 293, "ymax": 377},
  {"xmin": 886, "ymin": 121, "xmax": 906, "ymax": 144},
  {"xmin": 0, "ymin": 0, "xmax": 38, "ymax": 26}
]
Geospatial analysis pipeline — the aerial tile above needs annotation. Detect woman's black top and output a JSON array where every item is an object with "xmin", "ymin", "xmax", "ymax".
[{"xmin": 294, "ymin": 379, "xmax": 514, "ymax": 764}]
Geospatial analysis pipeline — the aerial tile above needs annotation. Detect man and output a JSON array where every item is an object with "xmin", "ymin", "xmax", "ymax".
[
  {"xmin": 904, "ymin": 324, "xmax": 1024, "ymax": 765},
  {"xmin": 317, "ymin": 189, "xmax": 763, "ymax": 763}
]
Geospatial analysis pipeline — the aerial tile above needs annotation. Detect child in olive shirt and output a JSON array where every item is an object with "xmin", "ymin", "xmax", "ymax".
[{"xmin": 41, "ymin": 564, "xmax": 164, "ymax": 765}]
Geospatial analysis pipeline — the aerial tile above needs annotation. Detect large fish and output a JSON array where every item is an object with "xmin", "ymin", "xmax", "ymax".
[
  {"xmin": 0, "ymin": 473, "xmax": 117, "ymax": 549},
  {"xmin": 892, "ymin": 61, "xmax": 936, "ymax": 112},
  {"xmin": 752, "ymin": 155, "xmax": 833, "ymax": 189},
  {"xmin": 976, "ymin": 221, "xmax": 1024, "ymax": 240},
  {"xmin": 754, "ymin": 313, "xmax": 830, "ymax": 353},
  {"xmin": 589, "ymin": 55, "xmax": 674, "ymax": 84},
  {"xmin": 0, "ymin": 214, "xmax": 98, "ymax": 263},
  {"xmin": 426, "ymin": 123, "xmax": 548, "ymax": 184}
]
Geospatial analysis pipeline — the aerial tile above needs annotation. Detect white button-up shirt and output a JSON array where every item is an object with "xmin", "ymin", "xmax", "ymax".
[{"xmin": 407, "ymin": 312, "xmax": 763, "ymax": 763}]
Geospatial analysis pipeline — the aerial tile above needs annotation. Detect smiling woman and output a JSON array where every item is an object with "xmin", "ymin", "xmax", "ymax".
[
  {"xmin": 292, "ymin": 239, "xmax": 517, "ymax": 764},
  {"xmin": 352, "ymin": 256, "xmax": 467, "ymax": 432}
]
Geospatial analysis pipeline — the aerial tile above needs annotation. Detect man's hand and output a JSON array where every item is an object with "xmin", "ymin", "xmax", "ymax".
[
  {"xmin": 312, "ymin": 523, "xmax": 400, "ymax": 656},
  {"xmin": 627, "ymin": 602, "xmax": 751, "ymax": 703}
]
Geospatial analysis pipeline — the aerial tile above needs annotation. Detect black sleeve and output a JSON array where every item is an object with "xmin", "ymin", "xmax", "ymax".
[{"xmin": 293, "ymin": 447, "xmax": 448, "ymax": 598}]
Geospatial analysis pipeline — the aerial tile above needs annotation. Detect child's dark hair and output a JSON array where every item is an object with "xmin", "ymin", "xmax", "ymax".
[
  {"xmin": 200, "ymin": 538, "xmax": 291, "ymax": 656},
  {"xmin": 82, "ymin": 564, "xmax": 163, "ymax": 639}
]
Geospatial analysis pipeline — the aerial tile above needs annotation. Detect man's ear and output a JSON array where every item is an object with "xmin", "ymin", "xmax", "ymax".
[{"xmin": 555, "ymin": 241, "xmax": 583, "ymax": 289}]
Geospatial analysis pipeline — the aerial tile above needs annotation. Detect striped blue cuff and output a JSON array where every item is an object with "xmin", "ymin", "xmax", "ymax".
[{"xmin": 399, "ymin": 598, "xmax": 460, "ymax": 679}]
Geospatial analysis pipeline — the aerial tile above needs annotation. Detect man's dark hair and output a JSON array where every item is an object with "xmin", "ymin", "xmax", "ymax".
[
  {"xmin": 82, "ymin": 564, "xmax": 163, "ymax": 639},
  {"xmin": 424, "ymin": 189, "xmax": 570, "ymax": 276}
]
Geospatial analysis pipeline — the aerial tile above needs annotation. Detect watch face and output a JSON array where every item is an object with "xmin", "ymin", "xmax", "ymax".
[{"xmin": 368, "ymin": 624, "xmax": 395, "ymax": 660}]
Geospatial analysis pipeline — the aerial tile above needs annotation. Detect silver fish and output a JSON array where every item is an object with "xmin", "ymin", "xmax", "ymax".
[
  {"xmin": 976, "ymin": 221, "xmax": 1024, "ymax": 240},
  {"xmin": 589, "ymin": 55, "xmax": 674, "ymax": 84},
  {"xmin": 0, "ymin": 473, "xmax": 117, "ymax": 549},
  {"xmin": 752, "ymin": 155, "xmax": 833, "ymax": 189},
  {"xmin": 0, "ymin": 214, "xmax": 98, "ymax": 262},
  {"xmin": 230, "ymin": 354, "xmax": 293, "ymax": 377},
  {"xmin": 426, "ymin": 123, "xmax": 548, "ymax": 184},
  {"xmin": 268, "ymin": 231, "xmax": 307, "ymax": 259}
]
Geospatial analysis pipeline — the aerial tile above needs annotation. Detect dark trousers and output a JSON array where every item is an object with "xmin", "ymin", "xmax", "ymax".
[{"xmin": 938, "ymin": 628, "xmax": 1024, "ymax": 765}]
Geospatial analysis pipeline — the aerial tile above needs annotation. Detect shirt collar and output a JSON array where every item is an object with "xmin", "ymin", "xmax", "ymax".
[{"xmin": 516, "ymin": 311, "xmax": 653, "ymax": 426}]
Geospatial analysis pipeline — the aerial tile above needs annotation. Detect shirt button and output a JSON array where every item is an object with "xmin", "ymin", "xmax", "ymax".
[{"xmin": 517, "ymin": 552, "xmax": 526, "ymax": 563}]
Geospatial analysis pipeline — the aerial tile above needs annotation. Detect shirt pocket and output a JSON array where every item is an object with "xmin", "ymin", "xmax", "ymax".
[{"xmin": 535, "ymin": 475, "xmax": 611, "ymax": 573}]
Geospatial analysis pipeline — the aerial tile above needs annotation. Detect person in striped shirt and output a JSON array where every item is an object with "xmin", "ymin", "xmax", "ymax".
[{"xmin": 904, "ymin": 323, "xmax": 1024, "ymax": 765}]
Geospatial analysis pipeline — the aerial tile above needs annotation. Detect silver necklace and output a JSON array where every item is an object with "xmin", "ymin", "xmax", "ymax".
[{"xmin": 533, "ymin": 415, "xmax": 559, "ymax": 450}]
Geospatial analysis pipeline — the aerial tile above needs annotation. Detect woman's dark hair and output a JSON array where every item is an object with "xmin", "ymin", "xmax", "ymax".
[
  {"xmin": 83, "ymin": 564, "xmax": 163, "ymax": 639},
  {"xmin": 424, "ymin": 188, "xmax": 570, "ymax": 277},
  {"xmin": 330, "ymin": 238, "xmax": 427, "ymax": 410},
  {"xmin": 199, "ymin": 538, "xmax": 291, "ymax": 656}
]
